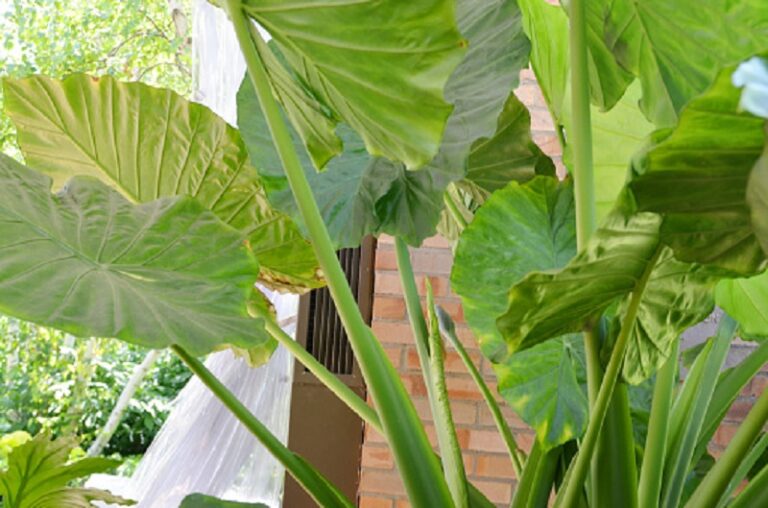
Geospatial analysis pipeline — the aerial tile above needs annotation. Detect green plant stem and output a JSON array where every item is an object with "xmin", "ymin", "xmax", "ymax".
[
  {"xmin": 568, "ymin": 0, "xmax": 596, "ymax": 250},
  {"xmin": 172, "ymin": 345, "xmax": 353, "ymax": 508},
  {"xmin": 730, "ymin": 461, "xmax": 768, "ymax": 508},
  {"xmin": 717, "ymin": 433, "xmax": 768, "ymax": 508},
  {"xmin": 637, "ymin": 338, "xmax": 678, "ymax": 508},
  {"xmin": 224, "ymin": 3, "xmax": 453, "ymax": 506},
  {"xmin": 435, "ymin": 306, "xmax": 524, "ymax": 478},
  {"xmin": 444, "ymin": 191, "xmax": 469, "ymax": 230},
  {"xmin": 263, "ymin": 317, "xmax": 379, "ymax": 428},
  {"xmin": 555, "ymin": 247, "xmax": 662, "ymax": 508},
  {"xmin": 685, "ymin": 384, "xmax": 768, "ymax": 507},
  {"xmin": 264, "ymin": 312, "xmax": 496, "ymax": 508}
]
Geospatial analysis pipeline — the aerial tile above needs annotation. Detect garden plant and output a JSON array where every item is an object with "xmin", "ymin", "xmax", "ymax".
[{"xmin": 1, "ymin": 0, "xmax": 768, "ymax": 507}]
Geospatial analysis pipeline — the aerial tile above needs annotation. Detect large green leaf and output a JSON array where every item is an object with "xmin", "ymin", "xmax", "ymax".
[
  {"xmin": 715, "ymin": 271, "xmax": 768, "ymax": 340},
  {"xmin": 748, "ymin": 145, "xmax": 768, "ymax": 257},
  {"xmin": 237, "ymin": 78, "xmax": 394, "ymax": 249},
  {"xmin": 604, "ymin": 0, "xmax": 768, "ymax": 126},
  {"xmin": 620, "ymin": 248, "xmax": 715, "ymax": 383},
  {"xmin": 497, "ymin": 195, "xmax": 715, "ymax": 382},
  {"xmin": 3, "ymin": 74, "xmax": 321, "ymax": 291},
  {"xmin": 236, "ymin": 0, "xmax": 466, "ymax": 170},
  {"xmin": 462, "ymin": 92, "xmax": 555, "ymax": 198},
  {"xmin": 451, "ymin": 176, "xmax": 576, "ymax": 362},
  {"xmin": 180, "ymin": 494, "xmax": 267, "ymax": 508},
  {"xmin": 518, "ymin": 1, "xmax": 652, "ymax": 221},
  {"xmin": 451, "ymin": 177, "xmax": 589, "ymax": 447},
  {"xmin": 495, "ymin": 335, "xmax": 588, "ymax": 449},
  {"xmin": 0, "ymin": 153, "xmax": 269, "ymax": 356},
  {"xmin": 0, "ymin": 433, "xmax": 133, "ymax": 507},
  {"xmin": 239, "ymin": 0, "xmax": 533, "ymax": 247},
  {"xmin": 630, "ymin": 67, "xmax": 768, "ymax": 276}
]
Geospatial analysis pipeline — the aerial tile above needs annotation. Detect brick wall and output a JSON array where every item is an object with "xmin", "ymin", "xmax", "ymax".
[{"xmin": 356, "ymin": 69, "xmax": 767, "ymax": 507}]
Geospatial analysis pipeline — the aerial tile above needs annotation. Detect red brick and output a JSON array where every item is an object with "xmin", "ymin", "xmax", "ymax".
[
  {"xmin": 421, "ymin": 236, "xmax": 452, "ymax": 249},
  {"xmin": 472, "ymin": 479, "xmax": 513, "ymax": 505},
  {"xmin": 411, "ymin": 249, "xmax": 453, "ymax": 275},
  {"xmin": 411, "ymin": 397, "xmax": 477, "ymax": 425},
  {"xmin": 373, "ymin": 296, "xmax": 407, "ymax": 320},
  {"xmin": 362, "ymin": 445, "xmax": 394, "ymax": 470},
  {"xmin": 714, "ymin": 422, "xmax": 740, "ymax": 448},
  {"xmin": 359, "ymin": 496, "xmax": 393, "ymax": 508},
  {"xmin": 446, "ymin": 375, "xmax": 490, "ymax": 401},
  {"xmin": 375, "ymin": 272, "xmax": 402, "ymax": 295},
  {"xmin": 382, "ymin": 345, "xmax": 403, "ymax": 369},
  {"xmin": 371, "ymin": 321, "xmax": 414, "ymax": 345},
  {"xmin": 375, "ymin": 248, "xmax": 397, "ymax": 270},
  {"xmin": 475, "ymin": 454, "xmax": 518, "ymax": 480},
  {"xmin": 749, "ymin": 374, "xmax": 768, "ymax": 397},
  {"xmin": 360, "ymin": 470, "xmax": 406, "ymax": 497},
  {"xmin": 417, "ymin": 275, "xmax": 450, "ymax": 297},
  {"xmin": 726, "ymin": 398, "xmax": 754, "ymax": 421}
]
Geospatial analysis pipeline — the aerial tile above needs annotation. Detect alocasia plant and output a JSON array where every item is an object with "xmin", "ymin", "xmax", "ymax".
[{"xmin": 2, "ymin": 0, "xmax": 768, "ymax": 506}]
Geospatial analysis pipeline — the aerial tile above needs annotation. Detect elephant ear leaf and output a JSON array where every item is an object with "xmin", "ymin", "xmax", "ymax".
[
  {"xmin": 235, "ymin": 0, "xmax": 466, "ymax": 169},
  {"xmin": 496, "ymin": 193, "xmax": 715, "ymax": 383},
  {"xmin": 452, "ymin": 177, "xmax": 587, "ymax": 448},
  {"xmin": 3, "ymin": 74, "xmax": 321, "ymax": 292},
  {"xmin": 0, "ymin": 153, "xmax": 270, "ymax": 356},
  {"xmin": 495, "ymin": 335, "xmax": 588, "ymax": 449},
  {"xmin": 630, "ymin": 66, "xmax": 768, "ymax": 276},
  {"xmin": 604, "ymin": 0, "xmax": 768, "ymax": 126},
  {"xmin": 0, "ymin": 433, "xmax": 134, "ymax": 507},
  {"xmin": 180, "ymin": 494, "xmax": 268, "ymax": 507}
]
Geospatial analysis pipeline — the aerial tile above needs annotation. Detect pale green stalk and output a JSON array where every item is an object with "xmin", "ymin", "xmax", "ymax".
[
  {"xmin": 435, "ymin": 306, "xmax": 524, "ymax": 477},
  {"xmin": 444, "ymin": 191, "xmax": 469, "ymax": 230},
  {"xmin": 637, "ymin": 339, "xmax": 678, "ymax": 508},
  {"xmin": 686, "ymin": 382, "xmax": 768, "ymax": 507},
  {"xmin": 554, "ymin": 247, "xmax": 663, "ymax": 508},
  {"xmin": 223, "ymin": 3, "xmax": 453, "ymax": 505}
]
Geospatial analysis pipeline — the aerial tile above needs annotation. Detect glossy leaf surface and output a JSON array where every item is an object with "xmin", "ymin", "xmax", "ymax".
[
  {"xmin": 495, "ymin": 335, "xmax": 587, "ymax": 449},
  {"xmin": 631, "ymin": 68, "xmax": 768, "ymax": 275},
  {"xmin": 0, "ymin": 154, "xmax": 269, "ymax": 356},
  {"xmin": 4, "ymin": 74, "xmax": 321, "ymax": 291}
]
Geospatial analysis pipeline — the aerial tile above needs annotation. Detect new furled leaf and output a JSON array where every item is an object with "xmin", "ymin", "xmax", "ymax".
[
  {"xmin": 0, "ymin": 433, "xmax": 133, "ymax": 507},
  {"xmin": 604, "ymin": 0, "xmax": 768, "ymax": 126},
  {"xmin": 234, "ymin": 0, "xmax": 466, "ymax": 169},
  {"xmin": 0, "ymin": 153, "xmax": 270, "ymax": 356},
  {"xmin": 3, "ymin": 74, "xmax": 321, "ymax": 291},
  {"xmin": 631, "ymin": 67, "xmax": 768, "ymax": 275}
]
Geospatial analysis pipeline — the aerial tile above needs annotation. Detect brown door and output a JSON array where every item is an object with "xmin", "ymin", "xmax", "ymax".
[{"xmin": 283, "ymin": 238, "xmax": 375, "ymax": 507}]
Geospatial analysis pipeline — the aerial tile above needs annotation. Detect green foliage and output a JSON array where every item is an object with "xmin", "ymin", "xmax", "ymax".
[
  {"xmin": 630, "ymin": 67, "xmax": 768, "ymax": 276},
  {"xmin": 235, "ymin": 0, "xmax": 466, "ymax": 170},
  {"xmin": 0, "ymin": 313, "xmax": 191, "ymax": 457},
  {"xmin": 0, "ymin": 432, "xmax": 134, "ymax": 507},
  {"xmin": 3, "ymin": 73, "xmax": 321, "ymax": 291},
  {"xmin": 0, "ymin": 0, "xmax": 192, "ymax": 156},
  {"xmin": 602, "ymin": 0, "xmax": 768, "ymax": 126},
  {"xmin": 0, "ymin": 153, "xmax": 270, "ymax": 356},
  {"xmin": 716, "ymin": 272, "xmax": 768, "ymax": 340}
]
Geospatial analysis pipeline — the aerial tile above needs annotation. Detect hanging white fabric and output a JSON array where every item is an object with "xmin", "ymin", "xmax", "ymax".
[{"xmin": 89, "ymin": 3, "xmax": 297, "ymax": 506}]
